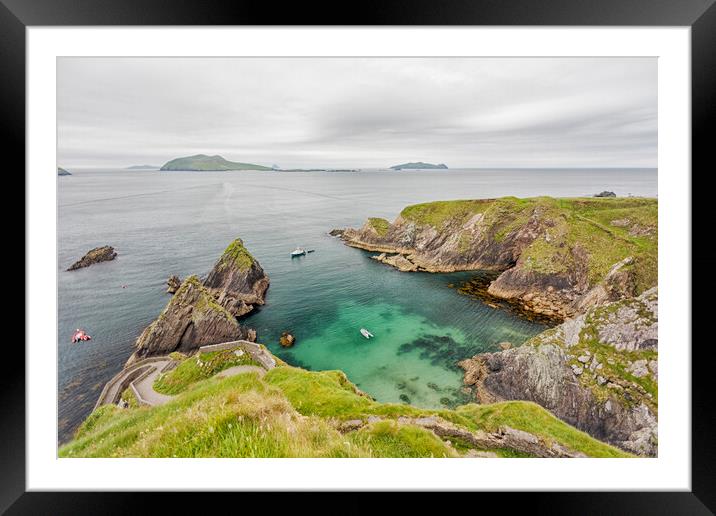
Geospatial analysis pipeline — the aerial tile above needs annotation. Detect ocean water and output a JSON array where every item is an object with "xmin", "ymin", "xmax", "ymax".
[{"xmin": 57, "ymin": 168, "xmax": 657, "ymax": 443}]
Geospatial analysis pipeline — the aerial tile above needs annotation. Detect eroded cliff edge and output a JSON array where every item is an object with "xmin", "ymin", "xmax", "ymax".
[
  {"xmin": 458, "ymin": 288, "xmax": 658, "ymax": 456},
  {"xmin": 338, "ymin": 197, "xmax": 657, "ymax": 320},
  {"xmin": 127, "ymin": 238, "xmax": 268, "ymax": 364}
]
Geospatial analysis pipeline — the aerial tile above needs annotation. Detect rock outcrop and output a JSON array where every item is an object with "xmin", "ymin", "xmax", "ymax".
[
  {"xmin": 166, "ymin": 275, "xmax": 181, "ymax": 294},
  {"xmin": 279, "ymin": 331, "xmax": 295, "ymax": 347},
  {"xmin": 128, "ymin": 238, "xmax": 269, "ymax": 365},
  {"xmin": 203, "ymin": 238, "xmax": 269, "ymax": 317},
  {"xmin": 458, "ymin": 288, "xmax": 658, "ymax": 456},
  {"xmin": 127, "ymin": 276, "xmax": 252, "ymax": 364},
  {"xmin": 340, "ymin": 197, "xmax": 657, "ymax": 320},
  {"xmin": 58, "ymin": 167, "xmax": 72, "ymax": 176},
  {"xmin": 67, "ymin": 246, "xmax": 117, "ymax": 271}
]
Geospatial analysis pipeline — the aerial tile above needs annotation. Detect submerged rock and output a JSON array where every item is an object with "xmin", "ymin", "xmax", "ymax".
[
  {"xmin": 67, "ymin": 245, "xmax": 117, "ymax": 271},
  {"xmin": 458, "ymin": 287, "xmax": 659, "ymax": 457},
  {"xmin": 166, "ymin": 275, "xmax": 181, "ymax": 294}
]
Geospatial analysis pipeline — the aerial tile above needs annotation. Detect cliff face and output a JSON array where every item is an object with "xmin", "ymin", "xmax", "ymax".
[
  {"xmin": 340, "ymin": 197, "xmax": 657, "ymax": 319},
  {"xmin": 128, "ymin": 238, "xmax": 268, "ymax": 364},
  {"xmin": 458, "ymin": 288, "xmax": 658, "ymax": 456},
  {"xmin": 203, "ymin": 238, "xmax": 270, "ymax": 317}
]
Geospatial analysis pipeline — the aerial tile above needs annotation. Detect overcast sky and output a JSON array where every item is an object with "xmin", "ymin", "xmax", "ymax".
[{"xmin": 57, "ymin": 57, "xmax": 656, "ymax": 169}]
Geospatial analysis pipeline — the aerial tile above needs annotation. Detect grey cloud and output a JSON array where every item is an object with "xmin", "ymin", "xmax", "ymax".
[{"xmin": 57, "ymin": 57, "xmax": 656, "ymax": 169}]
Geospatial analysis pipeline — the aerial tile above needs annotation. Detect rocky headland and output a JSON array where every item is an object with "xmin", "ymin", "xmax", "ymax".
[
  {"xmin": 390, "ymin": 162, "xmax": 448, "ymax": 170},
  {"xmin": 338, "ymin": 196, "xmax": 657, "ymax": 320},
  {"xmin": 127, "ymin": 238, "xmax": 268, "ymax": 364},
  {"xmin": 67, "ymin": 245, "xmax": 117, "ymax": 271},
  {"xmin": 458, "ymin": 287, "xmax": 658, "ymax": 456}
]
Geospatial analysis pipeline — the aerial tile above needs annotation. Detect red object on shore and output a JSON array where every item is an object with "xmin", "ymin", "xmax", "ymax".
[{"xmin": 71, "ymin": 329, "xmax": 92, "ymax": 343}]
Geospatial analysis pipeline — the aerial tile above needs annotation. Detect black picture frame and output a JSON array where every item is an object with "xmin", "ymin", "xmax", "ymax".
[{"xmin": 6, "ymin": 0, "xmax": 714, "ymax": 512}]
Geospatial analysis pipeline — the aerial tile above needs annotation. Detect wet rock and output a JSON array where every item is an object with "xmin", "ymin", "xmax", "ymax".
[
  {"xmin": 166, "ymin": 275, "xmax": 181, "ymax": 294},
  {"xmin": 498, "ymin": 341, "xmax": 512, "ymax": 350},
  {"xmin": 67, "ymin": 245, "xmax": 117, "ymax": 271},
  {"xmin": 328, "ymin": 228, "xmax": 345, "ymax": 237},
  {"xmin": 279, "ymin": 331, "xmax": 296, "ymax": 348}
]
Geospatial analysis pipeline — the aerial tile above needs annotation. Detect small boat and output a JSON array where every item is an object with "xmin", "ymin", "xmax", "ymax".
[
  {"xmin": 291, "ymin": 247, "xmax": 306, "ymax": 257},
  {"xmin": 71, "ymin": 328, "xmax": 92, "ymax": 343},
  {"xmin": 360, "ymin": 328, "xmax": 374, "ymax": 339}
]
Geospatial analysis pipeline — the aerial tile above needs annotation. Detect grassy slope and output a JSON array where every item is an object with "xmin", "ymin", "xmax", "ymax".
[
  {"xmin": 154, "ymin": 348, "xmax": 260, "ymax": 395},
  {"xmin": 60, "ymin": 363, "xmax": 629, "ymax": 458},
  {"xmin": 216, "ymin": 238, "xmax": 255, "ymax": 271},
  {"xmin": 398, "ymin": 196, "xmax": 657, "ymax": 294},
  {"xmin": 160, "ymin": 154, "xmax": 271, "ymax": 171}
]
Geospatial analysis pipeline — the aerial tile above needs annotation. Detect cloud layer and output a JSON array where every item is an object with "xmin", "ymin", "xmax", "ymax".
[{"xmin": 57, "ymin": 57, "xmax": 656, "ymax": 169}]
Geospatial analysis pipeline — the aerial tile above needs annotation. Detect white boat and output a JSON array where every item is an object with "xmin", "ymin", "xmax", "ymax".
[
  {"xmin": 291, "ymin": 247, "xmax": 306, "ymax": 257},
  {"xmin": 360, "ymin": 328, "xmax": 374, "ymax": 339}
]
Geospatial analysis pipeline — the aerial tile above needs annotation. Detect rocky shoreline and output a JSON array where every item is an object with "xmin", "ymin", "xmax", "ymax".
[
  {"xmin": 336, "ymin": 196, "xmax": 658, "ymax": 456},
  {"xmin": 336, "ymin": 196, "xmax": 657, "ymax": 321},
  {"xmin": 458, "ymin": 288, "xmax": 658, "ymax": 456}
]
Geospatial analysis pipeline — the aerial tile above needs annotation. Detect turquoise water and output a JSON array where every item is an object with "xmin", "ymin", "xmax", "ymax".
[{"xmin": 57, "ymin": 168, "xmax": 656, "ymax": 442}]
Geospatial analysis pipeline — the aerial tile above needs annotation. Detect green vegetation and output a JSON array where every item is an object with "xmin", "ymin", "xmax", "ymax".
[
  {"xmin": 218, "ymin": 238, "xmax": 255, "ymax": 271},
  {"xmin": 154, "ymin": 347, "xmax": 259, "ymax": 395},
  {"xmin": 120, "ymin": 388, "xmax": 139, "ymax": 408},
  {"xmin": 398, "ymin": 196, "xmax": 657, "ymax": 294},
  {"xmin": 400, "ymin": 199, "xmax": 491, "ymax": 228},
  {"xmin": 390, "ymin": 162, "xmax": 448, "ymax": 170},
  {"xmin": 367, "ymin": 217, "xmax": 391, "ymax": 237},
  {"xmin": 60, "ymin": 356, "xmax": 630, "ymax": 458},
  {"xmin": 160, "ymin": 154, "xmax": 271, "ymax": 171}
]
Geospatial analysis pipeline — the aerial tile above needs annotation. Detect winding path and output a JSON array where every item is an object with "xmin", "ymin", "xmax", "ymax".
[{"xmin": 96, "ymin": 340, "xmax": 275, "ymax": 409}]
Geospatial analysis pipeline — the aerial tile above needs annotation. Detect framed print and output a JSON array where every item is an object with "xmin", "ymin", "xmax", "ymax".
[{"xmin": 6, "ymin": 0, "xmax": 715, "ymax": 512}]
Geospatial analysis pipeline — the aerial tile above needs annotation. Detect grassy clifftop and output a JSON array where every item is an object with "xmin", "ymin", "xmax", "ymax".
[{"xmin": 60, "ymin": 355, "xmax": 629, "ymax": 458}]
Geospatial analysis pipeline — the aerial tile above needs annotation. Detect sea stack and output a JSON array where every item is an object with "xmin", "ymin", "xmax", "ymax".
[{"xmin": 127, "ymin": 238, "xmax": 269, "ymax": 365}]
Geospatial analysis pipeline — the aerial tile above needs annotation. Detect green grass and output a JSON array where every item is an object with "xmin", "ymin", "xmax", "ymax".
[
  {"xmin": 218, "ymin": 238, "xmax": 255, "ymax": 271},
  {"xmin": 389, "ymin": 196, "xmax": 657, "ymax": 294},
  {"xmin": 347, "ymin": 420, "xmax": 457, "ymax": 457},
  {"xmin": 120, "ymin": 388, "xmax": 139, "ymax": 408},
  {"xmin": 367, "ymin": 217, "xmax": 391, "ymax": 237},
  {"xmin": 400, "ymin": 199, "xmax": 491, "ymax": 228},
  {"xmin": 60, "ymin": 360, "xmax": 631, "ymax": 458},
  {"xmin": 154, "ymin": 347, "xmax": 260, "ymax": 395}
]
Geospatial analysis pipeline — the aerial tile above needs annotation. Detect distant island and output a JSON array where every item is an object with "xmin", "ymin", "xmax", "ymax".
[
  {"xmin": 390, "ymin": 162, "xmax": 448, "ymax": 170},
  {"xmin": 125, "ymin": 165, "xmax": 159, "ymax": 170},
  {"xmin": 160, "ymin": 154, "xmax": 272, "ymax": 171},
  {"xmin": 58, "ymin": 167, "xmax": 71, "ymax": 176}
]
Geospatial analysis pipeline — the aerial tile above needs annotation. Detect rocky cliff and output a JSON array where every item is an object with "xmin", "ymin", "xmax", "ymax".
[
  {"xmin": 127, "ymin": 238, "xmax": 268, "ymax": 364},
  {"xmin": 339, "ymin": 197, "xmax": 657, "ymax": 319},
  {"xmin": 458, "ymin": 287, "xmax": 658, "ymax": 456}
]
